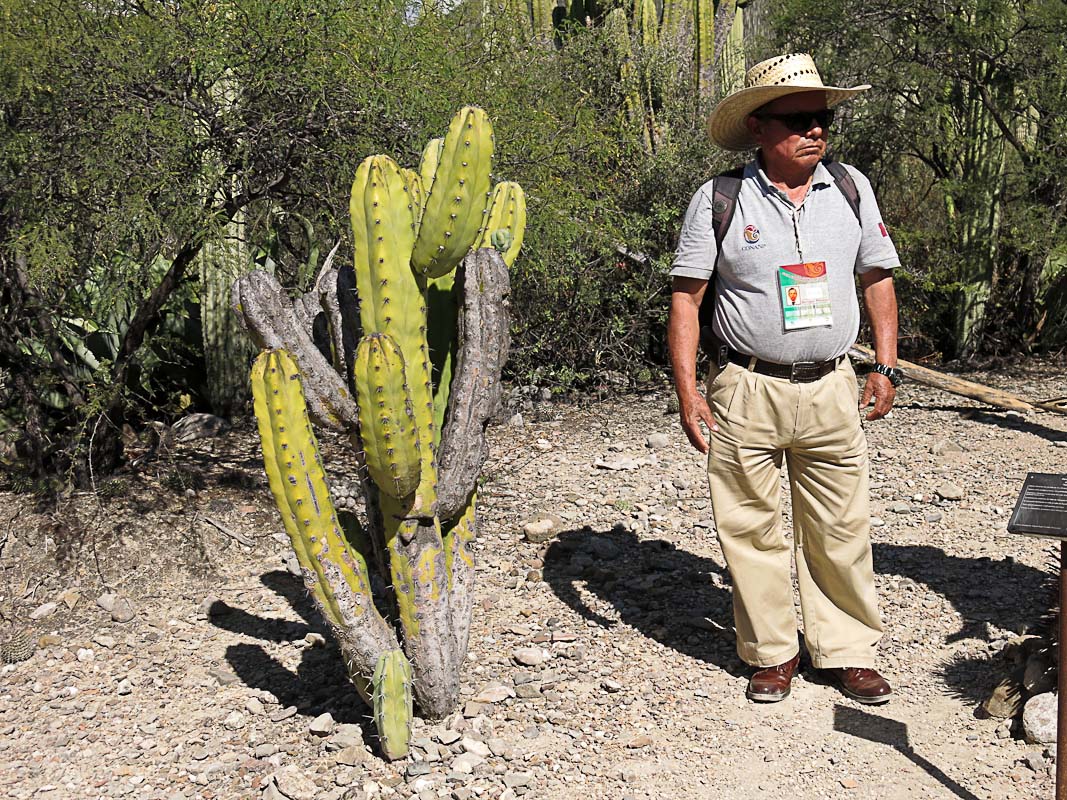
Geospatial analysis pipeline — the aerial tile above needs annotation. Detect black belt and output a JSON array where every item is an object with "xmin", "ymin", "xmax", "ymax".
[{"xmin": 719, "ymin": 346, "xmax": 842, "ymax": 383}]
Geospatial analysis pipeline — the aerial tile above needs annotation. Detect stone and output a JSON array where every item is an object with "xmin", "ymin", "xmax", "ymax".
[
  {"xmin": 462, "ymin": 701, "xmax": 486, "ymax": 718},
  {"xmin": 310, "ymin": 712, "xmax": 335, "ymax": 736},
  {"xmin": 273, "ymin": 765, "xmax": 318, "ymax": 800},
  {"xmin": 95, "ymin": 593, "xmax": 117, "ymax": 613},
  {"xmin": 473, "ymin": 684, "xmax": 514, "ymax": 704},
  {"xmin": 508, "ymin": 413, "xmax": 524, "ymax": 427},
  {"xmin": 936, "ymin": 483, "xmax": 965, "ymax": 501},
  {"xmin": 437, "ymin": 729, "xmax": 462, "ymax": 745},
  {"xmin": 840, "ymin": 778, "xmax": 859, "ymax": 789},
  {"xmin": 1024, "ymin": 751, "xmax": 1048, "ymax": 772},
  {"xmin": 522, "ymin": 514, "xmax": 563, "ymax": 544},
  {"xmin": 451, "ymin": 753, "xmax": 483, "ymax": 773},
  {"xmin": 930, "ymin": 439, "xmax": 965, "ymax": 455},
  {"xmin": 924, "ymin": 511, "xmax": 943, "ymax": 523},
  {"xmin": 210, "ymin": 665, "xmax": 240, "ymax": 687},
  {"xmin": 1023, "ymin": 692, "xmax": 1057, "ymax": 745},
  {"xmin": 1023, "ymin": 651, "xmax": 1056, "ymax": 695},
  {"xmin": 334, "ymin": 747, "xmax": 367, "ymax": 767},
  {"xmin": 116, "ymin": 678, "xmax": 133, "ymax": 696},
  {"xmin": 889, "ymin": 503, "xmax": 911, "ymax": 514},
  {"xmin": 271, "ymin": 705, "xmax": 299, "ymax": 722},
  {"xmin": 512, "ymin": 647, "xmax": 548, "ymax": 667},
  {"xmin": 627, "ymin": 734, "xmax": 653, "ymax": 749},
  {"xmin": 60, "ymin": 590, "xmax": 81, "ymax": 610},
  {"xmin": 224, "ymin": 711, "xmax": 245, "ymax": 729},
  {"xmin": 461, "ymin": 737, "xmax": 492, "ymax": 758},
  {"xmin": 110, "ymin": 596, "xmax": 136, "ymax": 623},
  {"xmin": 29, "ymin": 602, "xmax": 58, "ymax": 620},
  {"xmin": 92, "ymin": 633, "xmax": 117, "ymax": 649},
  {"xmin": 514, "ymin": 684, "xmax": 542, "ymax": 699},
  {"xmin": 646, "ymin": 433, "xmax": 671, "ymax": 450},
  {"xmin": 983, "ymin": 679, "xmax": 1024, "ymax": 719},
  {"xmin": 503, "ymin": 772, "xmax": 533, "ymax": 789}
]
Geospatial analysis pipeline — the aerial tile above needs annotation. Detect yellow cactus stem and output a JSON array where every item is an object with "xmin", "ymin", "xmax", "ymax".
[
  {"xmin": 350, "ymin": 154, "xmax": 439, "ymax": 516},
  {"xmin": 474, "ymin": 181, "xmax": 526, "ymax": 268},
  {"xmin": 418, "ymin": 137, "xmax": 444, "ymax": 200},
  {"xmin": 411, "ymin": 106, "xmax": 495, "ymax": 279},
  {"xmin": 373, "ymin": 649, "xmax": 414, "ymax": 761},
  {"xmin": 400, "ymin": 168, "xmax": 425, "ymax": 236},
  {"xmin": 251, "ymin": 348, "xmax": 400, "ymax": 697},
  {"xmin": 352, "ymin": 333, "xmax": 422, "ymax": 501}
]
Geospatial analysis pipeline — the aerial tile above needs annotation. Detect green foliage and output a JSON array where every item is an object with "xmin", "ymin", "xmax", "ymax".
[{"xmin": 771, "ymin": 0, "xmax": 1067, "ymax": 357}]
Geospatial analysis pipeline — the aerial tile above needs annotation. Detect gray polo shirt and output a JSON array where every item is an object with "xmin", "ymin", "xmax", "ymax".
[{"xmin": 671, "ymin": 158, "xmax": 900, "ymax": 364}]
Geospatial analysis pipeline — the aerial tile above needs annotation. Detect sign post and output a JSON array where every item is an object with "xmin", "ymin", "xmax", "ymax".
[{"xmin": 1007, "ymin": 473, "xmax": 1067, "ymax": 800}]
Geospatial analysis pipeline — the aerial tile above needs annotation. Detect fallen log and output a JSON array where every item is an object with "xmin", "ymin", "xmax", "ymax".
[{"xmin": 847, "ymin": 344, "xmax": 1065, "ymax": 415}]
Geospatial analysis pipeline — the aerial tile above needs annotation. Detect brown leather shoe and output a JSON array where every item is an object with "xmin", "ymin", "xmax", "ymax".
[
  {"xmin": 746, "ymin": 653, "xmax": 801, "ymax": 702},
  {"xmin": 826, "ymin": 667, "xmax": 893, "ymax": 704}
]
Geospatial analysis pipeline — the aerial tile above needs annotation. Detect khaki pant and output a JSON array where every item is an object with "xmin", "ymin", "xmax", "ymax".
[{"xmin": 706, "ymin": 357, "xmax": 882, "ymax": 669}]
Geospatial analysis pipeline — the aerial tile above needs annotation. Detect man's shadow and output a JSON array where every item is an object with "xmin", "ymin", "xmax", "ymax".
[
  {"xmin": 206, "ymin": 570, "xmax": 372, "ymax": 731},
  {"xmin": 542, "ymin": 526, "xmax": 748, "ymax": 677},
  {"xmin": 543, "ymin": 530, "xmax": 1054, "ymax": 702}
]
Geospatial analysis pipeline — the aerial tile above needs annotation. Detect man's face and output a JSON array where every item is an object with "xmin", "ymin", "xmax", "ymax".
[{"xmin": 746, "ymin": 90, "xmax": 830, "ymax": 173}]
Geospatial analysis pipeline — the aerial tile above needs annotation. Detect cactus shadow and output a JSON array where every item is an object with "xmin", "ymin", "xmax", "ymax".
[
  {"xmin": 209, "ymin": 569, "xmax": 371, "ymax": 729},
  {"xmin": 541, "ymin": 526, "xmax": 748, "ymax": 677}
]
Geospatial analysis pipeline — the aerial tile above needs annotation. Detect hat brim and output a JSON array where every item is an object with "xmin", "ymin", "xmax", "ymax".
[{"xmin": 707, "ymin": 84, "xmax": 871, "ymax": 151}]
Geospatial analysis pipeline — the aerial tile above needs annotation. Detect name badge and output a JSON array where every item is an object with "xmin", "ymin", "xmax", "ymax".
[{"xmin": 778, "ymin": 261, "xmax": 833, "ymax": 330}]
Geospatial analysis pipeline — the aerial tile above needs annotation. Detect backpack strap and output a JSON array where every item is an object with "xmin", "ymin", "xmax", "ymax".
[
  {"xmin": 698, "ymin": 166, "xmax": 744, "ymax": 353},
  {"xmin": 824, "ymin": 160, "xmax": 861, "ymax": 222}
]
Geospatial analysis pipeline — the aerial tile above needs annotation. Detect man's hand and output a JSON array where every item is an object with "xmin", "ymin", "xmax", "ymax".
[
  {"xmin": 679, "ymin": 391, "xmax": 719, "ymax": 453},
  {"xmin": 859, "ymin": 372, "xmax": 895, "ymax": 420},
  {"xmin": 669, "ymin": 276, "xmax": 720, "ymax": 453}
]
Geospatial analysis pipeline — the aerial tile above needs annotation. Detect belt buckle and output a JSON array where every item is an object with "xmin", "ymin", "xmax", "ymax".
[
  {"xmin": 789, "ymin": 361, "xmax": 818, "ymax": 383},
  {"xmin": 717, "ymin": 345, "xmax": 729, "ymax": 370}
]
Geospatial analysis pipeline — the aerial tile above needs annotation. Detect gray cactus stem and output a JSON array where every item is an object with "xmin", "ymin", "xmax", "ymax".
[
  {"xmin": 231, "ymin": 269, "xmax": 358, "ymax": 433},
  {"xmin": 435, "ymin": 248, "xmax": 511, "ymax": 521}
]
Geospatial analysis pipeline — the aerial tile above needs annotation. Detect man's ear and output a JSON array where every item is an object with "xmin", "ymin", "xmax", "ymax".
[{"xmin": 745, "ymin": 114, "xmax": 762, "ymax": 142}]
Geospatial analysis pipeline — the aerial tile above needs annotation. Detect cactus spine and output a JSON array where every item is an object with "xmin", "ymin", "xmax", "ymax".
[{"xmin": 236, "ymin": 106, "xmax": 522, "ymax": 759}]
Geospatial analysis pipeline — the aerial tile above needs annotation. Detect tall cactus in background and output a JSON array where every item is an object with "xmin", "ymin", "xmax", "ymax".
[{"xmin": 232, "ymin": 106, "xmax": 523, "ymax": 760}]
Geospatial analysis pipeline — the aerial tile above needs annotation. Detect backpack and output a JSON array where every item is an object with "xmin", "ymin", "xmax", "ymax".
[{"xmin": 697, "ymin": 159, "xmax": 861, "ymax": 352}]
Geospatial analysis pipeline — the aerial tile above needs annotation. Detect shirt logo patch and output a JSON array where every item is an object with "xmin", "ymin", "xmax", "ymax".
[
  {"xmin": 743, "ymin": 225, "xmax": 761, "ymax": 244},
  {"xmin": 878, "ymin": 222, "xmax": 889, "ymax": 237}
]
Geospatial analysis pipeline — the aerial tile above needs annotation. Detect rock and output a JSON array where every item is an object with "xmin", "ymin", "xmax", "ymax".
[
  {"xmin": 473, "ymin": 684, "xmax": 514, "ymax": 704},
  {"xmin": 451, "ymin": 752, "xmax": 483, "ymax": 773},
  {"xmin": 1023, "ymin": 651, "xmax": 1056, "ymax": 695},
  {"xmin": 334, "ymin": 747, "xmax": 367, "ymax": 767},
  {"xmin": 272, "ymin": 765, "xmax": 318, "ymax": 800},
  {"xmin": 627, "ymin": 734, "xmax": 653, "ymax": 749},
  {"xmin": 437, "ymin": 729, "xmax": 462, "ymax": 745},
  {"xmin": 461, "ymin": 737, "xmax": 492, "ymax": 758},
  {"xmin": 1023, "ymin": 692, "xmax": 1057, "ymax": 745},
  {"xmin": 936, "ymin": 483, "xmax": 965, "ymax": 501},
  {"xmin": 646, "ymin": 433, "xmax": 670, "ymax": 450},
  {"xmin": 665, "ymin": 395, "xmax": 680, "ymax": 414},
  {"xmin": 983, "ymin": 679, "xmax": 1023, "ymax": 719},
  {"xmin": 870, "ymin": 517, "xmax": 886, "ymax": 527},
  {"xmin": 930, "ymin": 439, "xmax": 965, "ymax": 455},
  {"xmin": 92, "ymin": 633, "xmax": 117, "ymax": 649},
  {"xmin": 512, "ymin": 647, "xmax": 548, "ymax": 667},
  {"xmin": 210, "ymin": 665, "xmax": 240, "ymax": 687},
  {"xmin": 889, "ymin": 502, "xmax": 911, "ymax": 514},
  {"xmin": 224, "ymin": 711, "xmax": 245, "ymax": 729},
  {"xmin": 59, "ymin": 590, "xmax": 81, "ymax": 610},
  {"xmin": 924, "ymin": 511, "xmax": 943, "ymax": 523},
  {"xmin": 172, "ymin": 412, "xmax": 231, "ymax": 442},
  {"xmin": 116, "ymin": 679, "xmax": 133, "ymax": 696},
  {"xmin": 594, "ymin": 457, "xmax": 642, "ymax": 471},
  {"xmin": 246, "ymin": 697, "xmax": 266, "ymax": 716},
  {"xmin": 503, "ymin": 772, "xmax": 533, "ymax": 789},
  {"xmin": 76, "ymin": 648, "xmax": 94, "ymax": 663},
  {"xmin": 507, "ymin": 413, "xmax": 524, "ymax": 427},
  {"xmin": 514, "ymin": 684, "xmax": 542, "ymax": 699},
  {"xmin": 95, "ymin": 593, "xmax": 117, "ymax": 613},
  {"xmin": 303, "ymin": 632, "xmax": 327, "ymax": 648},
  {"xmin": 110, "ymin": 596, "xmax": 136, "ymax": 623},
  {"xmin": 271, "ymin": 705, "xmax": 299, "ymax": 723},
  {"xmin": 29, "ymin": 602, "xmax": 58, "ymax": 620},
  {"xmin": 601, "ymin": 679, "xmax": 623, "ymax": 693},
  {"xmin": 463, "ymin": 701, "xmax": 486, "ymax": 718},
  {"xmin": 840, "ymin": 778, "xmax": 859, "ymax": 789},
  {"xmin": 1024, "ymin": 751, "xmax": 1048, "ymax": 772},
  {"xmin": 522, "ymin": 514, "xmax": 563, "ymax": 544},
  {"xmin": 309, "ymin": 712, "xmax": 335, "ymax": 737}
]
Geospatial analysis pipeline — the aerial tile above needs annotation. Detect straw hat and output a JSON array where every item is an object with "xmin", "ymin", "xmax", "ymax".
[{"xmin": 707, "ymin": 53, "xmax": 870, "ymax": 151}]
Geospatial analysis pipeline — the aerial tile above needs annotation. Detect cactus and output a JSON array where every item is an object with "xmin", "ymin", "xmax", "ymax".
[{"xmin": 234, "ymin": 106, "xmax": 523, "ymax": 759}]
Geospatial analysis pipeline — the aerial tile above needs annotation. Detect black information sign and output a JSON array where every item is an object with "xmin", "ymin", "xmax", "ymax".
[{"xmin": 1007, "ymin": 473, "xmax": 1067, "ymax": 539}]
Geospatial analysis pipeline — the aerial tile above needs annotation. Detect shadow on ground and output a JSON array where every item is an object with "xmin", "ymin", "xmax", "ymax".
[
  {"xmin": 542, "ymin": 526, "xmax": 748, "ymax": 677},
  {"xmin": 891, "ymin": 402, "xmax": 1066, "ymax": 443},
  {"xmin": 544, "ymin": 529, "xmax": 1055, "ymax": 705},
  {"xmin": 207, "ymin": 569, "xmax": 371, "ymax": 730},
  {"xmin": 834, "ymin": 705, "xmax": 982, "ymax": 800}
]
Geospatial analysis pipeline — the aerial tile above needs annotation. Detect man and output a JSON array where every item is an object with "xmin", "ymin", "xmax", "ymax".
[{"xmin": 668, "ymin": 53, "xmax": 902, "ymax": 704}]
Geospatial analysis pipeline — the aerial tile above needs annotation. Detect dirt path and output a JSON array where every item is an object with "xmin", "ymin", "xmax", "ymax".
[{"xmin": 1, "ymin": 357, "xmax": 1065, "ymax": 800}]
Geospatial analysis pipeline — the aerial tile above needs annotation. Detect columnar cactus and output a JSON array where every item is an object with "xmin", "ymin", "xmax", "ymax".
[{"xmin": 233, "ymin": 106, "xmax": 523, "ymax": 760}]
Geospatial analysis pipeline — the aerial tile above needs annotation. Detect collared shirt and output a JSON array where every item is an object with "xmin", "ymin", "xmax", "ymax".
[{"xmin": 671, "ymin": 158, "xmax": 900, "ymax": 364}]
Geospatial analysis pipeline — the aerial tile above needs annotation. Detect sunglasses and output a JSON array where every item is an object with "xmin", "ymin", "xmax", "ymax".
[{"xmin": 756, "ymin": 109, "xmax": 835, "ymax": 133}]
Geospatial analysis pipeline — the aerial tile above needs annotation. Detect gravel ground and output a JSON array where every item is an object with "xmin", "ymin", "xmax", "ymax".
[{"xmin": 1, "ymin": 356, "xmax": 1065, "ymax": 800}]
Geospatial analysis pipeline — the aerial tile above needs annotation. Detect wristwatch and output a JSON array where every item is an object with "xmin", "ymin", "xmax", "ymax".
[{"xmin": 872, "ymin": 362, "xmax": 904, "ymax": 387}]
